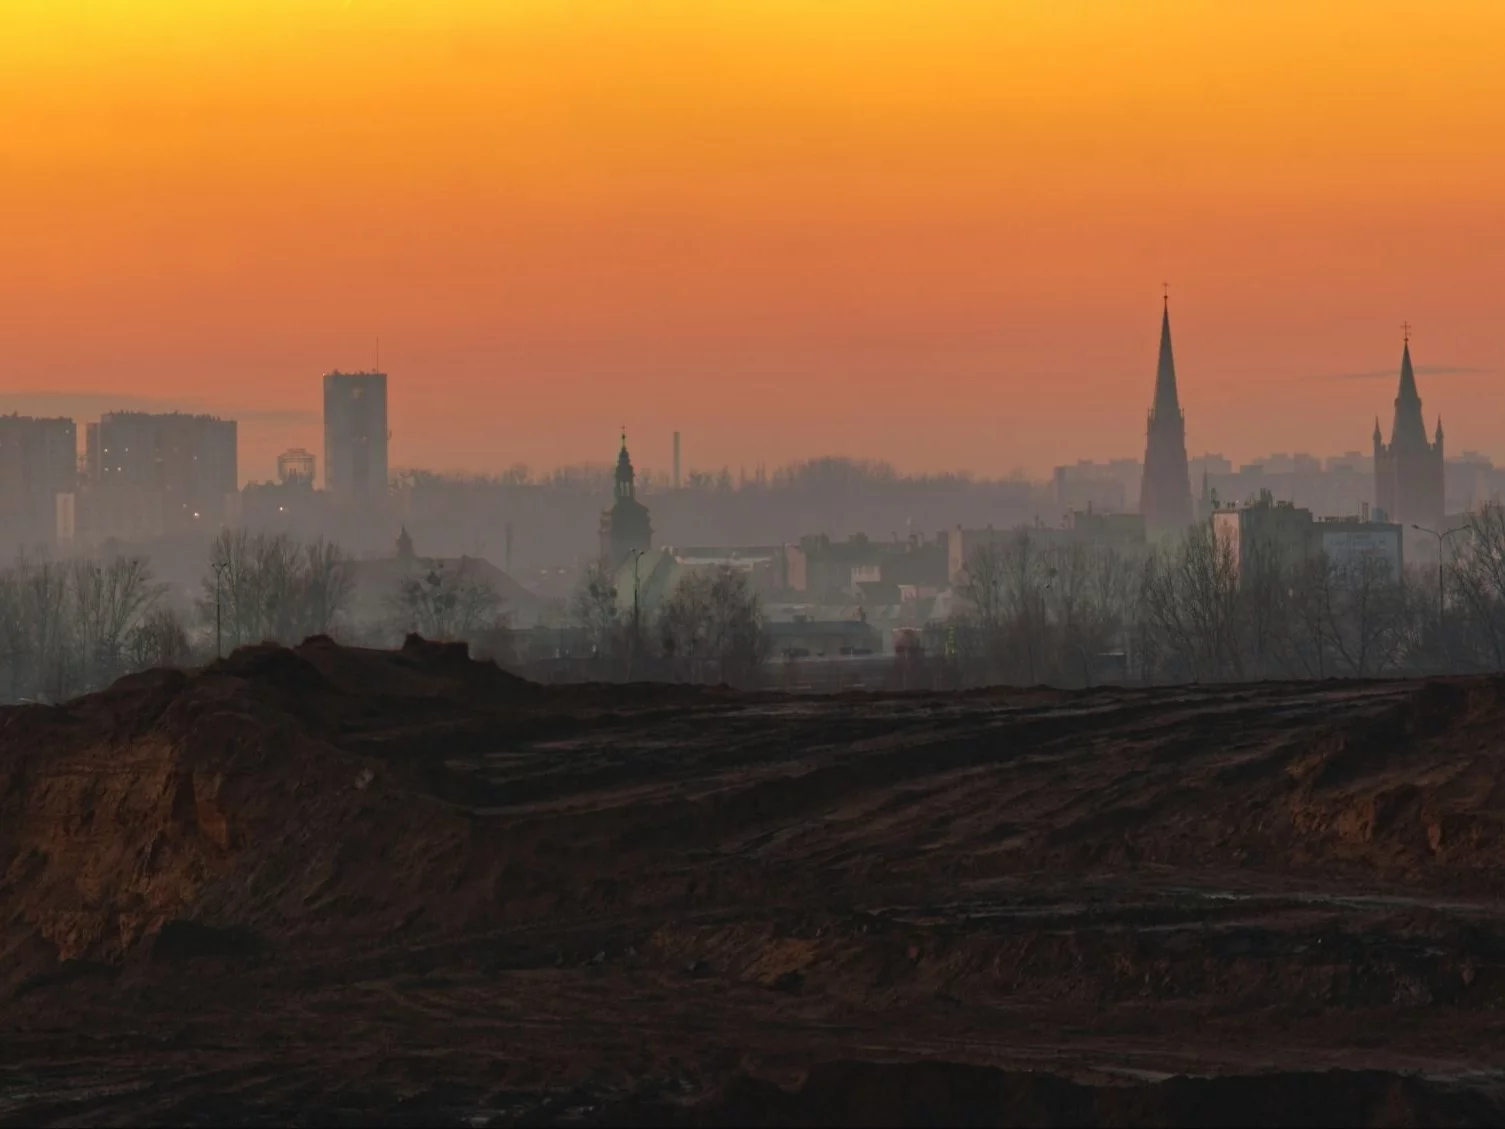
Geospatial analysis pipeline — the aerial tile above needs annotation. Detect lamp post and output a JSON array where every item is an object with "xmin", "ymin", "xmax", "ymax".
[
  {"xmin": 211, "ymin": 560, "xmax": 229, "ymax": 658},
  {"xmin": 629, "ymin": 549, "xmax": 643, "ymax": 679},
  {"xmin": 1412, "ymin": 523, "xmax": 1468, "ymax": 658}
]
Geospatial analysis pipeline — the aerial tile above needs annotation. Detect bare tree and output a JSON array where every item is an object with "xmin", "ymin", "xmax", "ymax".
[
  {"xmin": 1282, "ymin": 553, "xmax": 1340, "ymax": 678},
  {"xmin": 127, "ymin": 607, "xmax": 195, "ymax": 671},
  {"xmin": 1049, "ymin": 542, "xmax": 1134, "ymax": 687},
  {"xmin": 296, "ymin": 539, "xmax": 356, "ymax": 638},
  {"xmin": 955, "ymin": 540, "xmax": 1009, "ymax": 682},
  {"xmin": 201, "ymin": 530, "xmax": 356, "ymax": 647},
  {"xmin": 0, "ymin": 551, "xmax": 171, "ymax": 702},
  {"xmin": 571, "ymin": 561, "xmax": 624, "ymax": 662},
  {"xmin": 1329, "ymin": 553, "xmax": 1410, "ymax": 677},
  {"xmin": 1452, "ymin": 503, "xmax": 1505, "ymax": 670},
  {"xmin": 954, "ymin": 536, "xmax": 1136, "ymax": 687},
  {"xmin": 390, "ymin": 561, "xmax": 507, "ymax": 642},
  {"xmin": 202, "ymin": 529, "xmax": 270, "ymax": 649},
  {"xmin": 1138, "ymin": 522, "xmax": 1242, "ymax": 683},
  {"xmin": 16, "ymin": 556, "xmax": 76, "ymax": 701},
  {"xmin": 657, "ymin": 566, "xmax": 768, "ymax": 685},
  {"xmin": 956, "ymin": 533, "xmax": 1056, "ymax": 685},
  {"xmin": 68, "ymin": 555, "xmax": 164, "ymax": 688}
]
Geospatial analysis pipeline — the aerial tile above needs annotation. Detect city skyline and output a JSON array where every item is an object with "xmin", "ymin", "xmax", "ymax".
[
  {"xmin": 4, "ymin": 1, "xmax": 1503, "ymax": 480},
  {"xmin": 0, "ymin": 318, "xmax": 1492, "ymax": 487}
]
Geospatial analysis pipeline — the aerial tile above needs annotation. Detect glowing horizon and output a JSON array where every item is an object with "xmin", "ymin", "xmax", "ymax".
[{"xmin": 3, "ymin": 0, "xmax": 1503, "ymax": 482}]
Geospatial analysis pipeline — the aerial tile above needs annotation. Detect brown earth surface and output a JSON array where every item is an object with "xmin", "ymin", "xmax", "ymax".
[{"xmin": 6, "ymin": 635, "xmax": 1505, "ymax": 1126}]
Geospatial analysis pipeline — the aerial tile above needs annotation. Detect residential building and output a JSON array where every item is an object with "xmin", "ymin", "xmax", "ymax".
[
  {"xmin": 85, "ymin": 411, "xmax": 237, "ymax": 531},
  {"xmin": 1212, "ymin": 494, "xmax": 1403, "ymax": 583},
  {"xmin": 785, "ymin": 532, "xmax": 948, "ymax": 598},
  {"xmin": 947, "ymin": 511, "xmax": 1148, "ymax": 585},
  {"xmin": 1054, "ymin": 462, "xmax": 1127, "ymax": 514},
  {"xmin": 0, "ymin": 414, "xmax": 77, "ymax": 551},
  {"xmin": 323, "ymin": 370, "xmax": 389, "ymax": 502},
  {"xmin": 346, "ymin": 527, "xmax": 544, "ymax": 631}
]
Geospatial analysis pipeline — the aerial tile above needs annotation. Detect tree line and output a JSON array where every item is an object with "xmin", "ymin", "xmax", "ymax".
[
  {"xmin": 0, "ymin": 529, "xmax": 514, "ymax": 704},
  {"xmin": 567, "ymin": 561, "xmax": 769, "ymax": 685},
  {"xmin": 951, "ymin": 501, "xmax": 1505, "ymax": 688},
  {"xmin": 10, "ymin": 501, "xmax": 1505, "ymax": 703}
]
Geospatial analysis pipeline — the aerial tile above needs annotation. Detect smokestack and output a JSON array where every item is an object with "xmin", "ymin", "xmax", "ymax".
[{"xmin": 673, "ymin": 431, "xmax": 681, "ymax": 489}]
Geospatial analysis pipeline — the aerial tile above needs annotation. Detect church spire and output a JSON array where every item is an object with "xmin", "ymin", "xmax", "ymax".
[
  {"xmin": 1372, "ymin": 325, "xmax": 1445, "ymax": 538},
  {"xmin": 1140, "ymin": 293, "xmax": 1193, "ymax": 534},
  {"xmin": 614, "ymin": 428, "xmax": 636, "ymax": 501},
  {"xmin": 1389, "ymin": 332, "xmax": 1429, "ymax": 451},
  {"xmin": 1151, "ymin": 297, "xmax": 1182, "ymax": 420}
]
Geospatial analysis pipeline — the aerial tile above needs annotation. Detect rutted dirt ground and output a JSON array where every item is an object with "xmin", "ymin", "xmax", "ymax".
[{"xmin": 6, "ymin": 636, "xmax": 1505, "ymax": 1125}]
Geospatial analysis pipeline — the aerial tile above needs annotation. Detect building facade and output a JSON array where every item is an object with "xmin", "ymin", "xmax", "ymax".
[
  {"xmin": 0, "ymin": 414, "xmax": 77, "ymax": 551},
  {"xmin": 85, "ymin": 411, "xmax": 237, "ymax": 530},
  {"xmin": 1139, "ymin": 298, "xmax": 1193, "ymax": 536},
  {"xmin": 1372, "ymin": 336, "xmax": 1444, "ymax": 557},
  {"xmin": 1212, "ymin": 495, "xmax": 1403, "ymax": 584},
  {"xmin": 277, "ymin": 447, "xmax": 317, "ymax": 487},
  {"xmin": 323, "ymin": 370, "xmax": 389, "ymax": 502}
]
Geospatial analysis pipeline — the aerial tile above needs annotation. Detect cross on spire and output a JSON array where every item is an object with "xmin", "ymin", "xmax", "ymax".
[
  {"xmin": 1162, "ymin": 281, "xmax": 1169, "ymax": 309},
  {"xmin": 1401, "ymin": 321, "xmax": 1411, "ymax": 344}
]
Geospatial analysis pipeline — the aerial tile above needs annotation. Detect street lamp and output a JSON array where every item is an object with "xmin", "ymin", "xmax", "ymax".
[
  {"xmin": 1411, "ymin": 523, "xmax": 1469, "ymax": 653},
  {"xmin": 629, "ymin": 549, "xmax": 644, "ymax": 679},
  {"xmin": 211, "ymin": 560, "xmax": 230, "ymax": 658}
]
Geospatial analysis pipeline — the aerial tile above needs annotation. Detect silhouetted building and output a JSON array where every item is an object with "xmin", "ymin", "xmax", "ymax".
[
  {"xmin": 782, "ymin": 533, "xmax": 948, "ymax": 598},
  {"xmin": 1053, "ymin": 460, "xmax": 1125, "ymax": 511},
  {"xmin": 598, "ymin": 432, "xmax": 652, "ymax": 568},
  {"xmin": 323, "ymin": 371, "xmax": 388, "ymax": 502},
  {"xmin": 1067, "ymin": 509, "xmax": 1147, "ymax": 552},
  {"xmin": 1196, "ymin": 450, "xmax": 1375, "ymax": 523},
  {"xmin": 1053, "ymin": 459, "xmax": 1138, "ymax": 514},
  {"xmin": 277, "ymin": 447, "xmax": 316, "ymax": 487},
  {"xmin": 1213, "ymin": 493, "xmax": 1403, "ymax": 584},
  {"xmin": 0, "ymin": 414, "xmax": 77, "ymax": 550},
  {"xmin": 1373, "ymin": 335, "xmax": 1445, "ymax": 555},
  {"xmin": 86, "ymin": 411, "xmax": 237, "ymax": 529},
  {"xmin": 346, "ymin": 527, "xmax": 544, "ymax": 631},
  {"xmin": 1139, "ymin": 298, "xmax": 1193, "ymax": 536}
]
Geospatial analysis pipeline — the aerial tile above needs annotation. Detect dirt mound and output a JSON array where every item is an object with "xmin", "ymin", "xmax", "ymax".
[
  {"xmin": 7, "ymin": 643, "xmax": 1505, "ymax": 1124},
  {"xmin": 0, "ymin": 637, "xmax": 500, "ymax": 992},
  {"xmin": 628, "ymin": 1061, "xmax": 1505, "ymax": 1128}
]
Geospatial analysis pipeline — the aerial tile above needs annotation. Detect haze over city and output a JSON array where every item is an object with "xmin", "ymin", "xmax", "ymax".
[
  {"xmin": 5, "ymin": 0, "xmax": 1504, "ymax": 481},
  {"xmin": 15, "ymin": 4, "xmax": 1505, "ymax": 1126}
]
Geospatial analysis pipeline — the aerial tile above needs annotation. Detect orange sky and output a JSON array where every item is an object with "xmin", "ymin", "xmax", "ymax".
[{"xmin": 3, "ymin": 0, "xmax": 1503, "ymax": 483}]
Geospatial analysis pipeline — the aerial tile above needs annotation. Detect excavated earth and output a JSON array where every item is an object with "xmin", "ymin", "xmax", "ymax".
[{"xmin": 6, "ymin": 636, "xmax": 1505, "ymax": 1126}]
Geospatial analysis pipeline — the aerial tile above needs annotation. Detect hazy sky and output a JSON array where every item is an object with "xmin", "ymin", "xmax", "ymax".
[{"xmin": 3, "ymin": 0, "xmax": 1503, "ymax": 483}]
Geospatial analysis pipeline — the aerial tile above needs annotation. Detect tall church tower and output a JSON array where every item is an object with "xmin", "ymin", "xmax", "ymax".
[
  {"xmin": 1139, "ymin": 297, "xmax": 1193, "ymax": 535},
  {"xmin": 598, "ymin": 430, "xmax": 653, "ymax": 568},
  {"xmin": 1373, "ymin": 330, "xmax": 1444, "ymax": 549}
]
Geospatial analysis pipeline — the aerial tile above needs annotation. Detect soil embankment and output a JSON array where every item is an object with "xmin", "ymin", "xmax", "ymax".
[{"xmin": 5, "ymin": 636, "xmax": 1505, "ymax": 1125}]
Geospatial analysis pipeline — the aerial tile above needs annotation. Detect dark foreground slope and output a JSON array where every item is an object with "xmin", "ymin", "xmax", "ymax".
[{"xmin": 5, "ymin": 636, "xmax": 1505, "ymax": 1126}]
